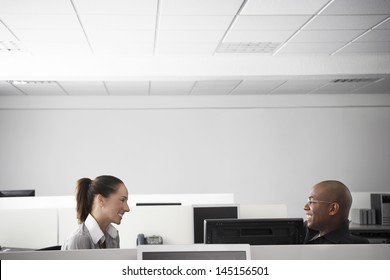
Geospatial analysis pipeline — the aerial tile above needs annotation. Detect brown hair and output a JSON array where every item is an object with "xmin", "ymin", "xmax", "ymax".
[{"xmin": 75, "ymin": 175, "xmax": 124, "ymax": 223}]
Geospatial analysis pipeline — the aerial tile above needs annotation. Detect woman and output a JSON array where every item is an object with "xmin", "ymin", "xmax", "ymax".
[{"xmin": 62, "ymin": 175, "xmax": 130, "ymax": 250}]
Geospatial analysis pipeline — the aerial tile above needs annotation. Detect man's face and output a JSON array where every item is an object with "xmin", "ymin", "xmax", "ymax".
[{"xmin": 303, "ymin": 184, "xmax": 332, "ymax": 231}]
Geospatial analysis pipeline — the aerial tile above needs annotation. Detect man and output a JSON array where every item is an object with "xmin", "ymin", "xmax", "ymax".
[{"xmin": 303, "ymin": 180, "xmax": 369, "ymax": 244}]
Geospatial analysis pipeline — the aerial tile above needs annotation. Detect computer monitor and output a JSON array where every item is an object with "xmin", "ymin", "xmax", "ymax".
[
  {"xmin": 136, "ymin": 202, "xmax": 182, "ymax": 206},
  {"xmin": 193, "ymin": 205, "xmax": 238, "ymax": 243},
  {"xmin": 137, "ymin": 244, "xmax": 250, "ymax": 260},
  {"xmin": 0, "ymin": 189, "xmax": 35, "ymax": 197},
  {"xmin": 204, "ymin": 218, "xmax": 304, "ymax": 245}
]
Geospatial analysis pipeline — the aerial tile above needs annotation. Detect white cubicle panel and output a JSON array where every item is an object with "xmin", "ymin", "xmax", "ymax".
[
  {"xmin": 58, "ymin": 206, "xmax": 194, "ymax": 248},
  {"xmin": 117, "ymin": 205, "xmax": 194, "ymax": 248},
  {"xmin": 131, "ymin": 193, "xmax": 234, "ymax": 206},
  {"xmin": 239, "ymin": 204, "xmax": 287, "ymax": 218},
  {"xmin": 2, "ymin": 245, "xmax": 390, "ymax": 260},
  {"xmin": 250, "ymin": 244, "xmax": 390, "ymax": 260},
  {"xmin": 25, "ymin": 203, "xmax": 290, "ymax": 249},
  {"xmin": 1, "ymin": 194, "xmax": 287, "ymax": 249},
  {"xmin": 58, "ymin": 208, "xmax": 79, "ymax": 246},
  {"xmin": 0, "ymin": 193, "xmax": 234, "ymax": 209},
  {"xmin": 0, "ymin": 208, "xmax": 58, "ymax": 249},
  {"xmin": 0, "ymin": 196, "xmax": 75, "ymax": 209}
]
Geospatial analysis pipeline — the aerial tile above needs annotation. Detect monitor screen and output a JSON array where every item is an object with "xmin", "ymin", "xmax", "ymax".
[
  {"xmin": 0, "ymin": 189, "xmax": 35, "ymax": 197},
  {"xmin": 137, "ymin": 244, "xmax": 250, "ymax": 260},
  {"xmin": 193, "ymin": 205, "xmax": 238, "ymax": 243},
  {"xmin": 204, "ymin": 218, "xmax": 304, "ymax": 245},
  {"xmin": 136, "ymin": 202, "xmax": 181, "ymax": 206}
]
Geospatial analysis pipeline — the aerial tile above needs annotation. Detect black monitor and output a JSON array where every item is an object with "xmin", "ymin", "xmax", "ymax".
[
  {"xmin": 136, "ymin": 202, "xmax": 181, "ymax": 206},
  {"xmin": 193, "ymin": 205, "xmax": 238, "ymax": 243},
  {"xmin": 0, "ymin": 189, "xmax": 35, "ymax": 197},
  {"xmin": 204, "ymin": 218, "xmax": 304, "ymax": 245}
]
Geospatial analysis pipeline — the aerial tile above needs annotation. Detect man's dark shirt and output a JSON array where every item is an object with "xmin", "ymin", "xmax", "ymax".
[{"xmin": 303, "ymin": 221, "xmax": 369, "ymax": 244}]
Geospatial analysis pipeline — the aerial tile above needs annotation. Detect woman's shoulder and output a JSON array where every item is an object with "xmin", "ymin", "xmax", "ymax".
[{"xmin": 62, "ymin": 224, "xmax": 94, "ymax": 250}]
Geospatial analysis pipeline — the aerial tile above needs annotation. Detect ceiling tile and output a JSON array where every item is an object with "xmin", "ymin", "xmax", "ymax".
[
  {"xmin": 158, "ymin": 30, "xmax": 226, "ymax": 44},
  {"xmin": 23, "ymin": 42, "xmax": 92, "ymax": 56},
  {"xmin": 270, "ymin": 79, "xmax": 331, "ymax": 94},
  {"xmin": 190, "ymin": 89, "xmax": 230, "ymax": 95},
  {"xmin": 194, "ymin": 80, "xmax": 241, "ymax": 89},
  {"xmin": 278, "ymin": 42, "xmax": 346, "ymax": 54},
  {"xmin": 155, "ymin": 43, "xmax": 218, "ymax": 55},
  {"xmin": 232, "ymin": 15, "xmax": 311, "ymax": 30},
  {"xmin": 12, "ymin": 82, "xmax": 67, "ymax": 96},
  {"xmin": 161, "ymin": 0, "xmax": 244, "ymax": 15},
  {"xmin": 150, "ymin": 81, "xmax": 194, "ymax": 95},
  {"xmin": 87, "ymin": 29, "xmax": 155, "ymax": 44},
  {"xmin": 0, "ymin": 81, "xmax": 25, "ymax": 96},
  {"xmin": 322, "ymin": 0, "xmax": 390, "ymax": 15},
  {"xmin": 337, "ymin": 42, "xmax": 390, "ymax": 53},
  {"xmin": 0, "ymin": 0, "xmax": 75, "ymax": 14},
  {"xmin": 290, "ymin": 30, "xmax": 365, "ymax": 43},
  {"xmin": 241, "ymin": 0, "xmax": 330, "ymax": 15},
  {"xmin": 0, "ymin": 22, "xmax": 16, "ymax": 41},
  {"xmin": 224, "ymin": 30, "xmax": 295, "ymax": 42},
  {"xmin": 312, "ymin": 79, "xmax": 377, "ymax": 93},
  {"xmin": 151, "ymin": 81, "xmax": 195, "ymax": 91},
  {"xmin": 80, "ymin": 15, "xmax": 156, "ymax": 30},
  {"xmin": 304, "ymin": 15, "xmax": 389, "ymax": 30},
  {"xmin": 58, "ymin": 81, "xmax": 108, "ymax": 96},
  {"xmin": 0, "ymin": 0, "xmax": 389, "ymax": 96},
  {"xmin": 151, "ymin": 90, "xmax": 189, "ymax": 95},
  {"xmin": 92, "ymin": 43, "xmax": 154, "ymax": 56},
  {"xmin": 191, "ymin": 80, "xmax": 241, "ymax": 94},
  {"xmin": 231, "ymin": 80, "xmax": 285, "ymax": 94},
  {"xmin": 352, "ymin": 78, "xmax": 390, "ymax": 94},
  {"xmin": 12, "ymin": 28, "xmax": 87, "ymax": 43},
  {"xmin": 355, "ymin": 30, "xmax": 390, "ymax": 42},
  {"xmin": 105, "ymin": 81, "xmax": 150, "ymax": 95},
  {"xmin": 2, "ymin": 15, "xmax": 81, "ymax": 29},
  {"xmin": 376, "ymin": 17, "xmax": 390, "ymax": 29},
  {"xmin": 74, "ymin": 0, "xmax": 158, "ymax": 15},
  {"xmin": 159, "ymin": 16, "xmax": 234, "ymax": 30}
]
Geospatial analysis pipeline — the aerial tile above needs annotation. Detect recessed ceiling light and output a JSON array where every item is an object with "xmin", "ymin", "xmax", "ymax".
[
  {"xmin": 7, "ymin": 80, "xmax": 28, "ymax": 85},
  {"xmin": 217, "ymin": 42, "xmax": 281, "ymax": 53}
]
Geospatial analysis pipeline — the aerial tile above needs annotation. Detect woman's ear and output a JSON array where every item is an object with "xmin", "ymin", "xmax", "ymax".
[
  {"xmin": 328, "ymin": 202, "xmax": 339, "ymax": 216},
  {"xmin": 96, "ymin": 194, "xmax": 105, "ymax": 207}
]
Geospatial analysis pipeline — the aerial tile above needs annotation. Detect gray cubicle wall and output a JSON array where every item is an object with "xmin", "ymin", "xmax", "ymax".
[{"xmin": 1, "ymin": 95, "xmax": 389, "ymax": 219}]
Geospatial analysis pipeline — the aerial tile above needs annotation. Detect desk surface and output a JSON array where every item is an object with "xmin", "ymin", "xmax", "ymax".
[{"xmin": 1, "ymin": 244, "xmax": 389, "ymax": 260}]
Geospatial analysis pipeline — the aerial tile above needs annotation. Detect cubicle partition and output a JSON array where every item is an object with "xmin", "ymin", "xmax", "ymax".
[
  {"xmin": 0, "ymin": 194, "xmax": 287, "ymax": 250},
  {"xmin": 1, "ymin": 244, "xmax": 389, "ymax": 260}
]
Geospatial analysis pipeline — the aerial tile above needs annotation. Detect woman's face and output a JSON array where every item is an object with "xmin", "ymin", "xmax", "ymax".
[{"xmin": 101, "ymin": 184, "xmax": 130, "ymax": 225}]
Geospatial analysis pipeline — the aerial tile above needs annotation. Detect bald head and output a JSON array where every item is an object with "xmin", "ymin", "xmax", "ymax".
[{"xmin": 313, "ymin": 180, "xmax": 352, "ymax": 220}]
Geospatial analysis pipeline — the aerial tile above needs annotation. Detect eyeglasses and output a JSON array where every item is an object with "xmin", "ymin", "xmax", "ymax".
[{"xmin": 306, "ymin": 198, "xmax": 334, "ymax": 206}]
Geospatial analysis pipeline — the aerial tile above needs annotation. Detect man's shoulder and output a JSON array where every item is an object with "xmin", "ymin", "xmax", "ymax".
[{"xmin": 346, "ymin": 234, "xmax": 370, "ymax": 244}]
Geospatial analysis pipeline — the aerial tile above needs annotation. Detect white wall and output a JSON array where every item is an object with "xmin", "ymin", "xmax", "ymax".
[{"xmin": 0, "ymin": 94, "xmax": 390, "ymax": 218}]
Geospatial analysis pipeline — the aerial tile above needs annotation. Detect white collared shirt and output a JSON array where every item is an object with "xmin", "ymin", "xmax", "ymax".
[{"xmin": 62, "ymin": 214, "xmax": 120, "ymax": 250}]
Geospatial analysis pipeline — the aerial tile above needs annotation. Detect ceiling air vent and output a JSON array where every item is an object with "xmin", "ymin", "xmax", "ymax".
[
  {"xmin": 217, "ymin": 42, "xmax": 280, "ymax": 53},
  {"xmin": 332, "ymin": 78, "xmax": 380, "ymax": 83},
  {"xmin": 0, "ymin": 41, "xmax": 24, "ymax": 52},
  {"xmin": 7, "ymin": 80, "xmax": 55, "ymax": 85}
]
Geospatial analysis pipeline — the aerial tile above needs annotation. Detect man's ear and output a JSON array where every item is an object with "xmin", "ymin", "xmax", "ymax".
[{"xmin": 328, "ymin": 202, "xmax": 339, "ymax": 216}]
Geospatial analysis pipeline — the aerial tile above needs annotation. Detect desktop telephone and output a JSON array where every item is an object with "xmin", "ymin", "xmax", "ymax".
[{"xmin": 137, "ymin": 234, "xmax": 163, "ymax": 245}]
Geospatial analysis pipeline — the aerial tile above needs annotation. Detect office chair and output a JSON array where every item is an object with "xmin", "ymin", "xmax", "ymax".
[{"xmin": 36, "ymin": 245, "xmax": 62, "ymax": 251}]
